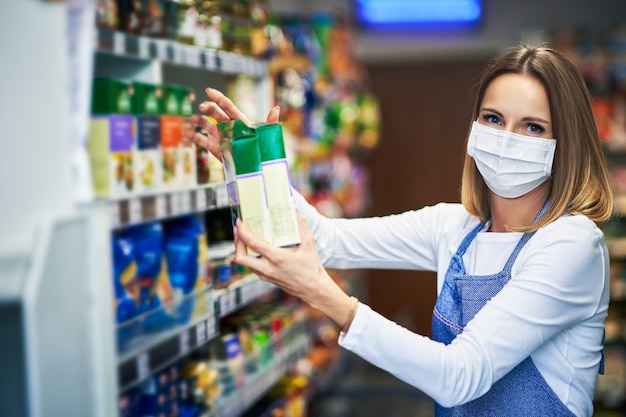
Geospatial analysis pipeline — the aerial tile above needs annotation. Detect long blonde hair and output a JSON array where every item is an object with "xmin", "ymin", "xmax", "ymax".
[{"xmin": 461, "ymin": 44, "xmax": 613, "ymax": 232}]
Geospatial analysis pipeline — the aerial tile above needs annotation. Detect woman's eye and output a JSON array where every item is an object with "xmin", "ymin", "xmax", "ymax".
[
  {"xmin": 482, "ymin": 114, "xmax": 501, "ymax": 125},
  {"xmin": 527, "ymin": 123, "xmax": 545, "ymax": 134}
]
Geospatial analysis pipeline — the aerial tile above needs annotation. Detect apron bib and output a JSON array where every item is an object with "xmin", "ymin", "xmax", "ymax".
[{"xmin": 431, "ymin": 201, "xmax": 580, "ymax": 416}]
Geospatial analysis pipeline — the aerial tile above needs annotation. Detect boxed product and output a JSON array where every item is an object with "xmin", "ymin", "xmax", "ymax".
[
  {"xmin": 160, "ymin": 84, "xmax": 197, "ymax": 189},
  {"xmin": 92, "ymin": 78, "xmax": 133, "ymax": 115},
  {"xmin": 218, "ymin": 120, "xmax": 300, "ymax": 250},
  {"xmin": 255, "ymin": 123, "xmax": 301, "ymax": 247},
  {"xmin": 89, "ymin": 78, "xmax": 137, "ymax": 197},
  {"xmin": 219, "ymin": 120, "xmax": 272, "ymax": 252},
  {"xmin": 88, "ymin": 114, "xmax": 137, "ymax": 197},
  {"xmin": 176, "ymin": 86, "xmax": 198, "ymax": 188},
  {"xmin": 133, "ymin": 82, "xmax": 164, "ymax": 193}
]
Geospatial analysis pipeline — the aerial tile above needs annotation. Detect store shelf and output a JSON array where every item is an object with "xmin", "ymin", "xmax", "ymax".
[
  {"xmin": 215, "ymin": 274, "xmax": 278, "ymax": 318},
  {"xmin": 95, "ymin": 29, "xmax": 268, "ymax": 78},
  {"xmin": 213, "ymin": 328, "xmax": 311, "ymax": 417},
  {"xmin": 118, "ymin": 313, "xmax": 219, "ymax": 391},
  {"xmin": 109, "ymin": 182, "xmax": 229, "ymax": 229},
  {"xmin": 116, "ymin": 274, "xmax": 276, "ymax": 392}
]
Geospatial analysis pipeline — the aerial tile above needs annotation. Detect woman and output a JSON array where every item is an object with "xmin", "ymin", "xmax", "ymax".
[{"xmin": 185, "ymin": 45, "xmax": 613, "ymax": 416}]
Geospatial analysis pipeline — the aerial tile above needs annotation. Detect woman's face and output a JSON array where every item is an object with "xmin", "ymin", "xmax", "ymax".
[{"xmin": 478, "ymin": 73, "xmax": 553, "ymax": 139}]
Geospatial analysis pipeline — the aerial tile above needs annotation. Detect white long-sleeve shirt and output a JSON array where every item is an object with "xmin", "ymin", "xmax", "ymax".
[{"xmin": 294, "ymin": 193, "xmax": 609, "ymax": 417}]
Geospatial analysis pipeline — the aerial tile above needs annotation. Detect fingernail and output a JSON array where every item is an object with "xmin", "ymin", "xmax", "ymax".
[{"xmin": 199, "ymin": 102, "xmax": 208, "ymax": 111}]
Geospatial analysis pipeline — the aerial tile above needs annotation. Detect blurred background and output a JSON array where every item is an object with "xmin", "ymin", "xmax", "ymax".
[{"xmin": 1, "ymin": 0, "xmax": 626, "ymax": 416}]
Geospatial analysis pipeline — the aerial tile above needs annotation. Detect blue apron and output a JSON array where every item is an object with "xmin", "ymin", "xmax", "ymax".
[{"xmin": 431, "ymin": 201, "xmax": 582, "ymax": 416}]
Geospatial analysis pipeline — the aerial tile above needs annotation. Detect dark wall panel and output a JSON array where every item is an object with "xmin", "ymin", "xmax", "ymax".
[{"xmin": 363, "ymin": 59, "xmax": 488, "ymax": 335}]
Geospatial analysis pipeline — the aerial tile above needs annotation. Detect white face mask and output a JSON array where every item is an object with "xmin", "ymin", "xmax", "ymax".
[{"xmin": 467, "ymin": 121, "xmax": 556, "ymax": 199}]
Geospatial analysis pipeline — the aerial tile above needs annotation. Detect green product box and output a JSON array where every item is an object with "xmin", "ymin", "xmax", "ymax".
[
  {"xmin": 255, "ymin": 123, "xmax": 301, "ymax": 247},
  {"xmin": 91, "ymin": 78, "xmax": 134, "ymax": 115},
  {"xmin": 219, "ymin": 120, "xmax": 271, "ymax": 252}
]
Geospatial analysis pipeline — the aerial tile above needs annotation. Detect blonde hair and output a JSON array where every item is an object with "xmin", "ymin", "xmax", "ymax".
[{"xmin": 461, "ymin": 44, "xmax": 613, "ymax": 232}]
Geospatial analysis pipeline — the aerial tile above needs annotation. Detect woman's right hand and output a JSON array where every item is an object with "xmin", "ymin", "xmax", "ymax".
[{"xmin": 183, "ymin": 87, "xmax": 281, "ymax": 160}]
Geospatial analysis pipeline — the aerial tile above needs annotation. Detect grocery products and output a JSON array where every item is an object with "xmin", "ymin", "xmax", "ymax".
[
  {"xmin": 219, "ymin": 119, "xmax": 272, "ymax": 252},
  {"xmin": 219, "ymin": 120, "xmax": 301, "ymax": 251},
  {"xmin": 88, "ymin": 114, "xmax": 137, "ymax": 197},
  {"xmin": 256, "ymin": 123, "xmax": 301, "ymax": 247}
]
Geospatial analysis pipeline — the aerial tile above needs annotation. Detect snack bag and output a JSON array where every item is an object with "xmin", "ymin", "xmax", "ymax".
[
  {"xmin": 124, "ymin": 222, "xmax": 174, "ymax": 332},
  {"xmin": 112, "ymin": 234, "xmax": 139, "ymax": 348}
]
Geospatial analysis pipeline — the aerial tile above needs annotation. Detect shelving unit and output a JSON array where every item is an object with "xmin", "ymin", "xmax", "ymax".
[
  {"xmin": 96, "ymin": 21, "xmax": 312, "ymax": 417},
  {"xmin": 0, "ymin": 2, "xmax": 313, "ymax": 417}
]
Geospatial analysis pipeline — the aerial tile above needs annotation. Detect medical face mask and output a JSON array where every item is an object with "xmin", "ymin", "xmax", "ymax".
[{"xmin": 467, "ymin": 121, "xmax": 556, "ymax": 199}]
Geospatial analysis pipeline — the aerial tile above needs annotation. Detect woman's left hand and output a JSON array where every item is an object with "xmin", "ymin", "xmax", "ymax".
[{"xmin": 233, "ymin": 213, "xmax": 352, "ymax": 328}]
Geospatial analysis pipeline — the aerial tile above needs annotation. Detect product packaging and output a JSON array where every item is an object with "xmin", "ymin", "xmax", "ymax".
[
  {"xmin": 112, "ymin": 234, "xmax": 139, "ymax": 349},
  {"xmin": 219, "ymin": 120, "xmax": 272, "ymax": 253},
  {"xmin": 132, "ymin": 81, "xmax": 164, "ymax": 194},
  {"xmin": 159, "ymin": 84, "xmax": 197, "ymax": 189},
  {"xmin": 124, "ymin": 222, "xmax": 174, "ymax": 332},
  {"xmin": 88, "ymin": 114, "xmax": 136, "ymax": 197},
  {"xmin": 176, "ymin": 86, "xmax": 198, "ymax": 188},
  {"xmin": 89, "ymin": 78, "xmax": 137, "ymax": 197},
  {"xmin": 164, "ymin": 215, "xmax": 210, "ymax": 323},
  {"xmin": 255, "ymin": 123, "xmax": 301, "ymax": 247}
]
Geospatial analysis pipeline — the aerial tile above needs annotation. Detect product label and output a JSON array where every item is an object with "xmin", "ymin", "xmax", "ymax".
[
  {"xmin": 161, "ymin": 116, "xmax": 184, "ymax": 188},
  {"xmin": 262, "ymin": 159, "xmax": 300, "ymax": 247},
  {"xmin": 134, "ymin": 149, "xmax": 162, "ymax": 193},
  {"xmin": 137, "ymin": 116, "xmax": 161, "ymax": 150},
  {"xmin": 180, "ymin": 146, "xmax": 197, "ymax": 187},
  {"xmin": 236, "ymin": 173, "xmax": 271, "ymax": 250},
  {"xmin": 109, "ymin": 115, "xmax": 136, "ymax": 151},
  {"xmin": 160, "ymin": 116, "xmax": 183, "ymax": 148}
]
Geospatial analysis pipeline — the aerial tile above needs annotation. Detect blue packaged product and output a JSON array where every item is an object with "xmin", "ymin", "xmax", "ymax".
[
  {"xmin": 124, "ymin": 222, "xmax": 174, "ymax": 332},
  {"xmin": 112, "ymin": 234, "xmax": 139, "ymax": 348},
  {"xmin": 164, "ymin": 236, "xmax": 198, "ymax": 323},
  {"xmin": 164, "ymin": 215, "xmax": 208, "ymax": 323}
]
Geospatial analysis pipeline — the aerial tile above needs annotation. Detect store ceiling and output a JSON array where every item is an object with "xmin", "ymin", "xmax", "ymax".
[{"xmin": 268, "ymin": 0, "xmax": 626, "ymax": 63}]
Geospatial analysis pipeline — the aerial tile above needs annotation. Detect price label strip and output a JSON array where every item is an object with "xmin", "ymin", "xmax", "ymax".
[
  {"xmin": 128, "ymin": 198, "xmax": 142, "ymax": 224},
  {"xmin": 206, "ymin": 315, "xmax": 218, "ymax": 340},
  {"xmin": 169, "ymin": 192, "xmax": 181, "ymax": 215},
  {"xmin": 110, "ymin": 203, "xmax": 121, "ymax": 228},
  {"xmin": 179, "ymin": 330, "xmax": 190, "ymax": 357},
  {"xmin": 136, "ymin": 352, "xmax": 150, "ymax": 382},
  {"xmin": 155, "ymin": 39, "xmax": 169, "ymax": 61},
  {"xmin": 113, "ymin": 31, "xmax": 125, "ymax": 55},
  {"xmin": 155, "ymin": 195, "xmax": 167, "ymax": 218},
  {"xmin": 196, "ymin": 189, "xmax": 207, "ymax": 210},
  {"xmin": 172, "ymin": 44, "xmax": 184, "ymax": 65},
  {"xmin": 196, "ymin": 321, "xmax": 207, "ymax": 346},
  {"xmin": 205, "ymin": 49, "xmax": 218, "ymax": 70},
  {"xmin": 184, "ymin": 46, "xmax": 201, "ymax": 67},
  {"xmin": 138, "ymin": 37, "xmax": 150, "ymax": 59},
  {"xmin": 219, "ymin": 290, "xmax": 237, "ymax": 317},
  {"xmin": 180, "ymin": 192, "xmax": 191, "ymax": 213}
]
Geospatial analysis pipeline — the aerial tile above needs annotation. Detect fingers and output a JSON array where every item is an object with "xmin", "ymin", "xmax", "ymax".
[
  {"xmin": 266, "ymin": 106, "xmax": 280, "ymax": 124},
  {"xmin": 205, "ymin": 88, "xmax": 252, "ymax": 126},
  {"xmin": 234, "ymin": 218, "xmax": 277, "ymax": 259},
  {"xmin": 295, "ymin": 212, "xmax": 316, "ymax": 245},
  {"xmin": 233, "ymin": 220, "xmax": 273, "ymax": 274},
  {"xmin": 198, "ymin": 101, "xmax": 231, "ymax": 123},
  {"xmin": 183, "ymin": 115, "xmax": 223, "ymax": 159}
]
